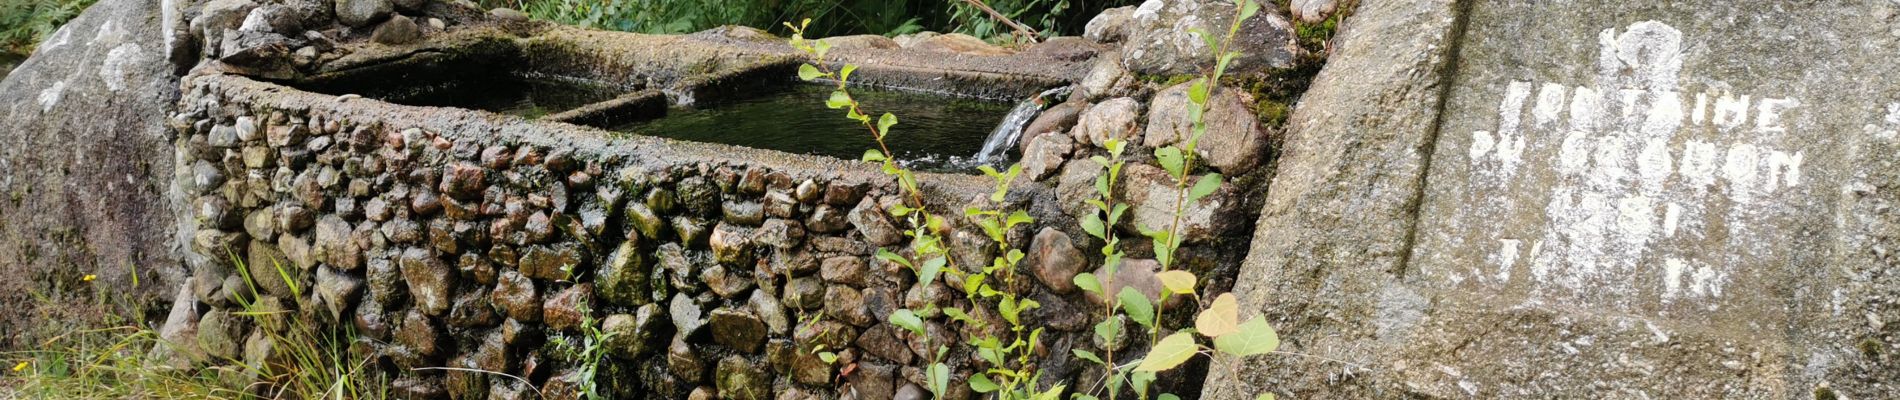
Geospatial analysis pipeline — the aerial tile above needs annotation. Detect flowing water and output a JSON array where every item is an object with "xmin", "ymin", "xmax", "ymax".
[
  {"xmin": 972, "ymin": 87, "xmax": 1070, "ymax": 164},
  {"xmin": 613, "ymin": 84, "xmax": 1013, "ymax": 171}
]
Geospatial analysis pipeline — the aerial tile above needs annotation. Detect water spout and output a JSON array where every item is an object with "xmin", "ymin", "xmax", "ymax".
[{"xmin": 973, "ymin": 87, "xmax": 1071, "ymax": 164}]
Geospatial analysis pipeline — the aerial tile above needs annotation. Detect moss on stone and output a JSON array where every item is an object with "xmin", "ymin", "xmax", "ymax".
[
  {"xmin": 1858, "ymin": 337, "xmax": 1885, "ymax": 358},
  {"xmin": 1813, "ymin": 386, "xmax": 1838, "ymax": 400}
]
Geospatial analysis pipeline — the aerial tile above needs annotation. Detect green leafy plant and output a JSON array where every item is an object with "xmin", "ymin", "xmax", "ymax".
[
  {"xmin": 1069, "ymin": 1, "xmax": 1283, "ymax": 399},
  {"xmin": 789, "ymin": 18, "xmax": 1064, "ymax": 400},
  {"xmin": 545, "ymin": 299, "xmax": 615, "ymax": 400}
]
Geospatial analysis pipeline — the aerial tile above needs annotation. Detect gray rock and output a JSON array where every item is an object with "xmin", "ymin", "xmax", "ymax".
[
  {"xmin": 314, "ymin": 216, "xmax": 362, "ymax": 269},
  {"xmin": 626, "ymin": 201, "xmax": 668, "ymax": 240},
  {"xmin": 855, "ymin": 324, "xmax": 913, "ymax": 364},
  {"xmin": 752, "ymin": 218, "xmax": 805, "ymax": 249},
  {"xmin": 747, "ymin": 290, "xmax": 790, "ymax": 335},
  {"xmin": 701, "ymin": 264, "xmax": 754, "ymax": 298},
  {"xmin": 1020, "ymin": 132, "xmax": 1074, "ymax": 181},
  {"xmin": 824, "ymin": 285, "xmax": 871, "ymax": 326},
  {"xmin": 597, "ymin": 239, "xmax": 650, "ymax": 306},
  {"xmin": 819, "ymin": 256, "xmax": 867, "ymax": 286},
  {"xmin": 541, "ymin": 284, "xmax": 593, "ymax": 331},
  {"xmin": 446, "ymin": 286, "xmax": 500, "ymax": 328},
  {"xmin": 398, "ymin": 247, "xmax": 455, "ymax": 316},
  {"xmin": 1028, "ymin": 228, "xmax": 1086, "ymax": 294},
  {"xmin": 708, "ymin": 307, "xmax": 767, "ymax": 353},
  {"xmin": 1120, "ymin": 0, "xmax": 1301, "ymax": 76},
  {"xmin": 1084, "ymin": 6, "xmax": 1134, "ymax": 42},
  {"xmin": 722, "ymin": 200, "xmax": 764, "ymax": 225},
  {"xmin": 0, "ymin": 0, "xmax": 196, "ymax": 334},
  {"xmin": 804, "ymin": 205, "xmax": 849, "ymax": 234},
  {"xmin": 714, "ymin": 356, "xmax": 770, "ymax": 400},
  {"xmin": 911, "ymin": 33, "xmax": 1012, "ymax": 56},
  {"xmin": 709, "ymin": 223, "xmax": 754, "ymax": 265},
  {"xmin": 1118, "ymin": 163, "xmax": 1239, "ymax": 243},
  {"xmin": 1290, "ymin": 0, "xmax": 1337, "ymax": 23},
  {"xmin": 390, "ymin": 310, "xmax": 442, "ymax": 367},
  {"xmin": 148, "ymin": 283, "xmax": 203, "ymax": 369},
  {"xmin": 1071, "ymin": 97, "xmax": 1143, "ymax": 146},
  {"xmin": 517, "ymin": 243, "xmax": 586, "ymax": 281},
  {"xmin": 491, "ymin": 270, "xmax": 540, "ymax": 321},
  {"xmin": 824, "ymin": 34, "xmax": 900, "ymax": 49},
  {"xmin": 1145, "ymin": 81, "xmax": 1272, "ymax": 173},
  {"xmin": 783, "ymin": 276, "xmax": 825, "ymax": 310},
  {"xmin": 195, "ymin": 309, "xmax": 247, "ymax": 363},
  {"xmin": 667, "ymin": 335, "xmax": 706, "ymax": 382},
  {"xmin": 602, "ymin": 304, "xmax": 664, "ymax": 359},
  {"xmin": 315, "ymin": 265, "xmax": 363, "ymax": 321},
  {"xmin": 1021, "ymin": 101, "xmax": 1087, "ymax": 149},
  {"xmin": 847, "ymin": 362, "xmax": 896, "ymax": 400},
  {"xmin": 1075, "ymin": 57, "xmax": 1133, "ymax": 103},
  {"xmin": 669, "ymin": 293, "xmax": 707, "ymax": 337},
  {"xmin": 335, "ymin": 0, "xmax": 393, "ymax": 27},
  {"xmin": 848, "ymin": 196, "xmax": 903, "ymax": 246},
  {"xmin": 894, "ymin": 383, "xmax": 929, "ymax": 400},
  {"xmin": 488, "ymin": 7, "xmax": 528, "ymax": 22}
]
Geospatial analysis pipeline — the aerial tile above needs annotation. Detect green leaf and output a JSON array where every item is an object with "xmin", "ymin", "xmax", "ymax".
[
  {"xmin": 1190, "ymin": 173, "xmax": 1223, "ymax": 202},
  {"xmin": 889, "ymin": 309, "xmax": 926, "ymax": 336},
  {"xmin": 1155, "ymin": 146, "xmax": 1186, "ymax": 179},
  {"xmin": 840, "ymin": 64, "xmax": 858, "ymax": 81},
  {"xmin": 1074, "ymin": 273, "xmax": 1102, "ymax": 295},
  {"xmin": 875, "ymin": 249, "xmax": 913, "ymax": 267},
  {"xmin": 1239, "ymin": 0, "xmax": 1261, "ymax": 22},
  {"xmin": 877, "ymin": 113, "xmax": 898, "ymax": 138},
  {"xmin": 919, "ymin": 256, "xmax": 946, "ymax": 288},
  {"xmin": 1256, "ymin": 393, "xmax": 1276, "ymax": 400},
  {"xmin": 926, "ymin": 363, "xmax": 951, "ymax": 397},
  {"xmin": 826, "ymin": 90, "xmax": 851, "ymax": 109},
  {"xmin": 1189, "ymin": 27, "xmax": 1218, "ymax": 52},
  {"xmin": 968, "ymin": 373, "xmax": 999, "ymax": 393},
  {"xmin": 798, "ymin": 64, "xmax": 825, "ymax": 81},
  {"xmin": 1130, "ymin": 371, "xmax": 1157, "ymax": 395},
  {"xmin": 1079, "ymin": 213, "xmax": 1106, "ymax": 239},
  {"xmin": 1093, "ymin": 318, "xmax": 1121, "ymax": 345},
  {"xmin": 1005, "ymin": 210, "xmax": 1034, "ymax": 228},
  {"xmin": 814, "ymin": 39, "xmax": 833, "ymax": 59},
  {"xmin": 1189, "ymin": 79, "xmax": 1210, "ymax": 105},
  {"xmin": 1160, "ymin": 394, "xmax": 1182, "ymax": 400},
  {"xmin": 1213, "ymin": 317, "xmax": 1280, "ymax": 357},
  {"xmin": 1155, "ymin": 270, "xmax": 1197, "ymax": 296},
  {"xmin": 817, "ymin": 351, "xmax": 839, "ymax": 363},
  {"xmin": 1118, "ymin": 287, "xmax": 1154, "ymax": 328},
  {"xmin": 1134, "ymin": 332, "xmax": 1199, "ymax": 372},
  {"xmin": 1072, "ymin": 349, "xmax": 1104, "ymax": 364},
  {"xmin": 862, "ymin": 149, "xmax": 886, "ymax": 163}
]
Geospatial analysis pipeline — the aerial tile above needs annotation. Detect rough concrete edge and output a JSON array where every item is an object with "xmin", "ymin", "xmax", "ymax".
[
  {"xmin": 186, "ymin": 72, "xmax": 1040, "ymax": 212},
  {"xmin": 1200, "ymin": 0, "xmax": 1471, "ymax": 398}
]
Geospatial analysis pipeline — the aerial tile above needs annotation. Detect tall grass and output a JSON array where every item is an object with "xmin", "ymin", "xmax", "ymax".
[{"xmin": 4, "ymin": 256, "xmax": 385, "ymax": 399}]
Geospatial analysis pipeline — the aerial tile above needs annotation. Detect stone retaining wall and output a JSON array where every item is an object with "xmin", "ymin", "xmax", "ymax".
[{"xmin": 167, "ymin": 72, "xmax": 1149, "ymax": 399}]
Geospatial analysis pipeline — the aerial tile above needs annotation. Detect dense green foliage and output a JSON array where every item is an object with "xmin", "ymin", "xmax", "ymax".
[
  {"xmin": 0, "ymin": 0, "xmax": 94, "ymax": 55},
  {"xmin": 486, "ymin": 0, "xmax": 1136, "ymax": 40}
]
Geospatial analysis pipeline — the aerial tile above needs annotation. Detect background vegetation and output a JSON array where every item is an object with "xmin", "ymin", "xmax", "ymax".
[
  {"xmin": 482, "ymin": 0, "xmax": 1137, "ymax": 40},
  {"xmin": 0, "ymin": 0, "xmax": 93, "ymax": 56}
]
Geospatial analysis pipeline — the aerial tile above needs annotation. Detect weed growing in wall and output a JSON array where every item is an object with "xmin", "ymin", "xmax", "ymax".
[{"xmin": 789, "ymin": 0, "xmax": 1288, "ymax": 398}]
